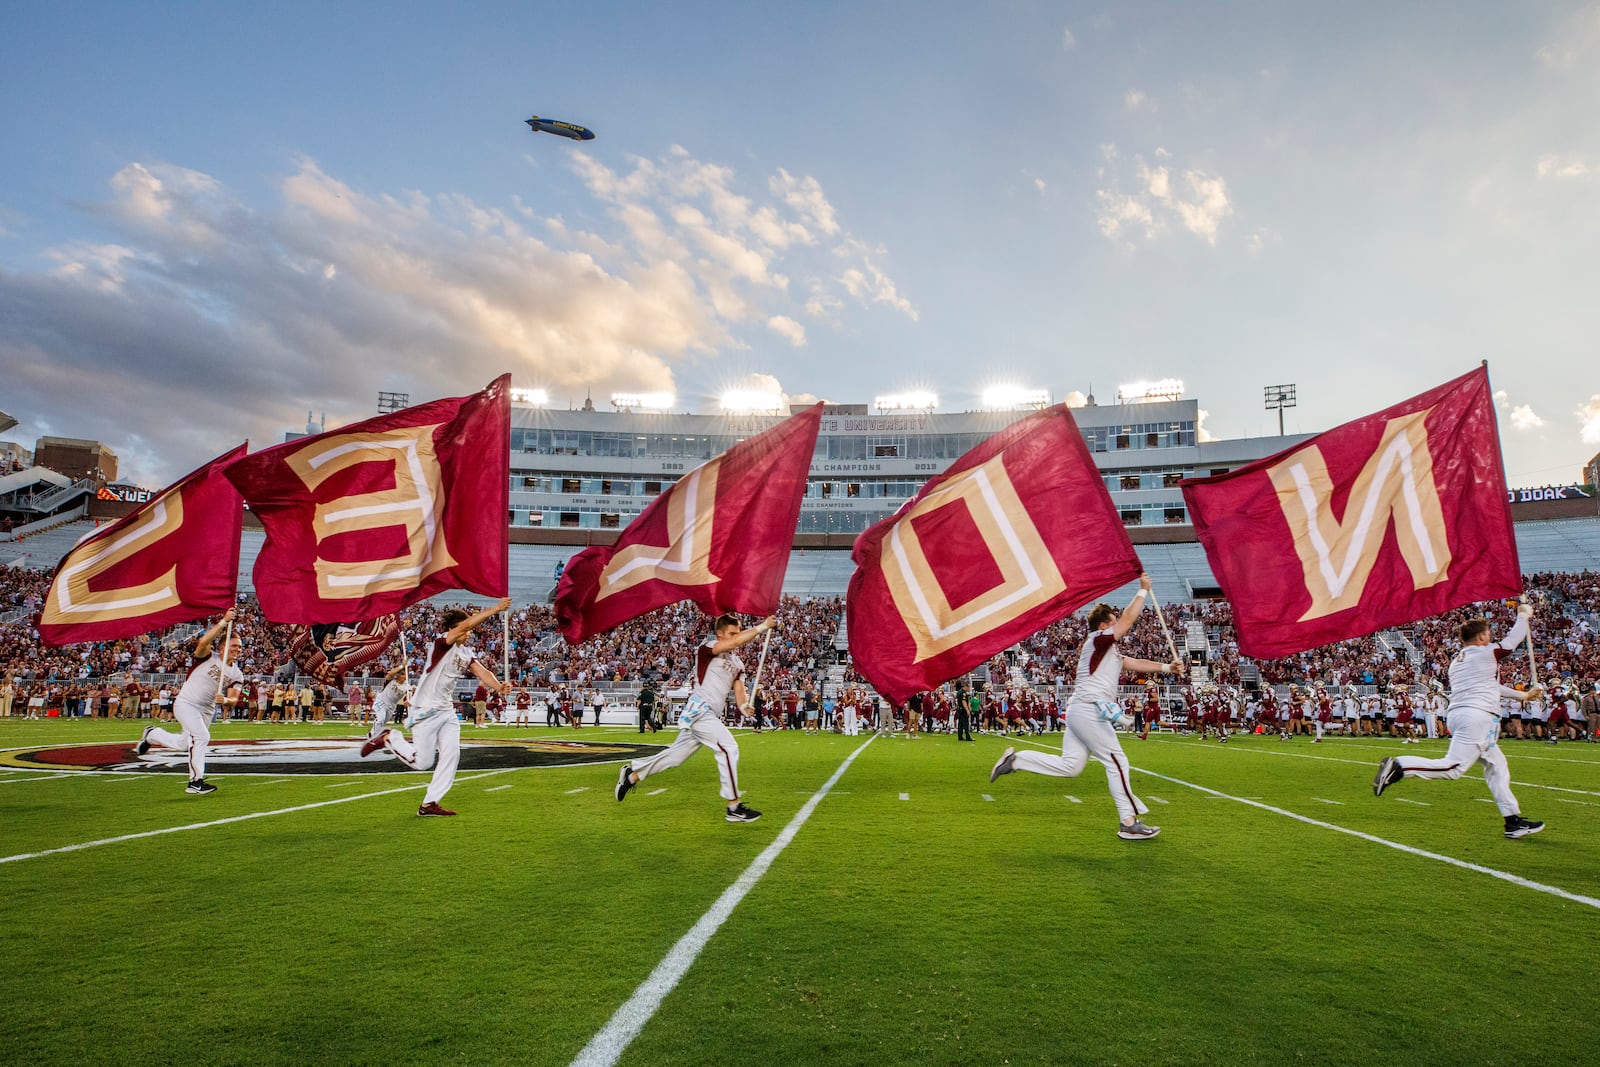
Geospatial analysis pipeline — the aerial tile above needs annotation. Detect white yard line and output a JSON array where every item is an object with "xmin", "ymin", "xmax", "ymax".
[
  {"xmin": 0, "ymin": 769, "xmax": 517, "ymax": 866},
  {"xmin": 569, "ymin": 734, "xmax": 877, "ymax": 1067},
  {"xmin": 1064, "ymin": 795, "xmax": 1082, "ymax": 804},
  {"xmin": 565, "ymin": 787, "xmax": 590, "ymax": 795},
  {"xmin": 1133, "ymin": 767, "xmax": 1600, "ymax": 912},
  {"xmin": 0, "ymin": 773, "xmax": 75, "ymax": 784},
  {"xmin": 982, "ymin": 794, "xmax": 995, "ymax": 802},
  {"xmin": 898, "ymin": 792, "xmax": 909, "ymax": 801},
  {"xmin": 485, "ymin": 785, "xmax": 514, "ymax": 793},
  {"xmin": 645, "ymin": 788, "xmax": 667, "ymax": 796}
]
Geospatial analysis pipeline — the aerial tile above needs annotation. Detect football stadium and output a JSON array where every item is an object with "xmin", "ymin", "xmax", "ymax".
[{"xmin": 2, "ymin": 378, "xmax": 1599, "ymax": 1066}]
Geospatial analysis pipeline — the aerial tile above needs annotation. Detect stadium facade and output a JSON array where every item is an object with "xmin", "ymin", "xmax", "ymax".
[{"xmin": 506, "ymin": 396, "xmax": 1311, "ymax": 544}]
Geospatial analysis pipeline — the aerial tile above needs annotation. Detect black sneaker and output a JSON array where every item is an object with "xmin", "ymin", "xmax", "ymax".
[
  {"xmin": 1504, "ymin": 815, "xmax": 1545, "ymax": 839},
  {"xmin": 185, "ymin": 779, "xmax": 217, "ymax": 795},
  {"xmin": 725, "ymin": 803, "xmax": 762, "ymax": 823},
  {"xmin": 1372, "ymin": 757, "xmax": 1403, "ymax": 797},
  {"xmin": 135, "ymin": 727, "xmax": 154, "ymax": 756},
  {"xmin": 615, "ymin": 763, "xmax": 635, "ymax": 802}
]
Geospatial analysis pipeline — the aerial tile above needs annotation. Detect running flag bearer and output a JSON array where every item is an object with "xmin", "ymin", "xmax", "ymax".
[
  {"xmin": 1373, "ymin": 602, "xmax": 1546, "ymax": 839},
  {"xmin": 135, "ymin": 608, "xmax": 242, "ymax": 795}
]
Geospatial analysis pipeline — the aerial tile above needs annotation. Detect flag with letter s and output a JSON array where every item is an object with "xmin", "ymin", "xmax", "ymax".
[
  {"xmin": 1180, "ymin": 366, "xmax": 1520, "ymax": 660},
  {"xmin": 845, "ymin": 405, "xmax": 1142, "ymax": 705},
  {"xmin": 39, "ymin": 444, "xmax": 246, "ymax": 646},
  {"xmin": 226, "ymin": 375, "xmax": 509, "ymax": 624},
  {"xmin": 554, "ymin": 404, "xmax": 822, "ymax": 643}
]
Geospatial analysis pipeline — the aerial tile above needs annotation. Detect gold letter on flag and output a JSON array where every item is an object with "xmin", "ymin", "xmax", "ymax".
[
  {"xmin": 1267, "ymin": 408, "xmax": 1451, "ymax": 622},
  {"xmin": 42, "ymin": 496, "xmax": 186, "ymax": 625}
]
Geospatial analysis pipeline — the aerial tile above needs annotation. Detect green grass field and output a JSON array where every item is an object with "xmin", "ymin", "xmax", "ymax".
[{"xmin": 2, "ymin": 719, "xmax": 1596, "ymax": 1066}]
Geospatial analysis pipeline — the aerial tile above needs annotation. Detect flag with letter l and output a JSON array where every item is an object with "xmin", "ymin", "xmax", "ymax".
[
  {"xmin": 39, "ymin": 444, "xmax": 246, "ymax": 646},
  {"xmin": 227, "ymin": 375, "xmax": 509, "ymax": 624},
  {"xmin": 554, "ymin": 404, "xmax": 822, "ymax": 643},
  {"xmin": 1180, "ymin": 366, "xmax": 1520, "ymax": 660},
  {"xmin": 845, "ymin": 405, "xmax": 1142, "ymax": 705}
]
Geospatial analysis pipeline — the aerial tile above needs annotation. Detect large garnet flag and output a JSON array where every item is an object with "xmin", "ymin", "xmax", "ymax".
[
  {"xmin": 1181, "ymin": 366, "xmax": 1520, "ymax": 660},
  {"xmin": 554, "ymin": 404, "xmax": 822, "ymax": 643},
  {"xmin": 846, "ymin": 405, "xmax": 1142, "ymax": 705},
  {"xmin": 227, "ymin": 375, "xmax": 509, "ymax": 624},
  {"xmin": 39, "ymin": 443, "xmax": 246, "ymax": 646}
]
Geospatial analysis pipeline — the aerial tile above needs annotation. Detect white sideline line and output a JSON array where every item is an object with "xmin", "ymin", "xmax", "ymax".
[
  {"xmin": 1134, "ymin": 768, "xmax": 1600, "ymax": 912},
  {"xmin": 570, "ymin": 734, "xmax": 877, "ymax": 1067},
  {"xmin": 0, "ymin": 769, "xmax": 515, "ymax": 866}
]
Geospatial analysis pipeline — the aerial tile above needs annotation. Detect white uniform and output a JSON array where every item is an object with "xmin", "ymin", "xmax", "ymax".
[
  {"xmin": 368, "ymin": 679, "xmax": 405, "ymax": 737},
  {"xmin": 383, "ymin": 635, "xmax": 473, "ymax": 805},
  {"xmin": 1009, "ymin": 628, "xmax": 1149, "ymax": 823},
  {"xmin": 1395, "ymin": 617, "xmax": 1528, "ymax": 816},
  {"xmin": 628, "ymin": 634, "xmax": 745, "ymax": 801},
  {"xmin": 143, "ymin": 651, "xmax": 242, "ymax": 781}
]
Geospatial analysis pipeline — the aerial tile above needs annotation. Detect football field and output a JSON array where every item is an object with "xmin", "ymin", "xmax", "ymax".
[{"xmin": 2, "ymin": 720, "xmax": 1596, "ymax": 1066}]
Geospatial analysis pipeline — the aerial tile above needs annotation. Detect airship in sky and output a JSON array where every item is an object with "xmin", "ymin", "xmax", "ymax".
[{"xmin": 525, "ymin": 115, "xmax": 595, "ymax": 141}]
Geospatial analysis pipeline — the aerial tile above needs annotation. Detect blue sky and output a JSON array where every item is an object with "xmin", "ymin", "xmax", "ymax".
[{"xmin": 2, "ymin": 1, "xmax": 1597, "ymax": 486}]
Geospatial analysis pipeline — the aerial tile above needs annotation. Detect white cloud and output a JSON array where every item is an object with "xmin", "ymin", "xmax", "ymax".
[
  {"xmin": 1034, "ymin": 177, "xmax": 1047, "ymax": 192},
  {"xmin": 1579, "ymin": 395, "xmax": 1600, "ymax": 444},
  {"xmin": 1197, "ymin": 408, "xmax": 1218, "ymax": 442},
  {"xmin": 1124, "ymin": 89, "xmax": 1148, "ymax": 110},
  {"xmin": 1496, "ymin": 390, "xmax": 1546, "ymax": 432},
  {"xmin": 1062, "ymin": 27, "xmax": 1076, "ymax": 51},
  {"xmin": 767, "ymin": 314, "xmax": 806, "ymax": 346},
  {"xmin": 1537, "ymin": 154, "xmax": 1591, "ymax": 179},
  {"xmin": 1096, "ymin": 149, "xmax": 1234, "ymax": 246},
  {"xmin": 1062, "ymin": 390, "xmax": 1088, "ymax": 408},
  {"xmin": 0, "ymin": 150, "xmax": 911, "ymax": 483}
]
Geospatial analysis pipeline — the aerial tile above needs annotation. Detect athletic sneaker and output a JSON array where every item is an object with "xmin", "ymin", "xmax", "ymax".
[
  {"xmin": 1372, "ymin": 756, "xmax": 1403, "ymax": 797},
  {"xmin": 615, "ymin": 763, "xmax": 635, "ymax": 802},
  {"xmin": 135, "ymin": 727, "xmax": 154, "ymax": 756},
  {"xmin": 1504, "ymin": 815, "xmax": 1545, "ymax": 839},
  {"xmin": 725, "ymin": 803, "xmax": 762, "ymax": 823},
  {"xmin": 185, "ymin": 779, "xmax": 216, "ymax": 795},
  {"xmin": 417, "ymin": 801, "xmax": 457, "ymax": 817},
  {"xmin": 990, "ymin": 747, "xmax": 1016, "ymax": 782},
  {"xmin": 1117, "ymin": 820, "xmax": 1161, "ymax": 840},
  {"xmin": 358, "ymin": 730, "xmax": 390, "ymax": 758}
]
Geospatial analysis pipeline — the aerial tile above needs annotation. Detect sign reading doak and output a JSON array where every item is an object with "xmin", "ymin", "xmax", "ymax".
[
  {"xmin": 227, "ymin": 375, "xmax": 509, "ymax": 624},
  {"xmin": 554, "ymin": 404, "xmax": 822, "ymax": 643},
  {"xmin": 39, "ymin": 444, "xmax": 247, "ymax": 646},
  {"xmin": 846, "ymin": 405, "xmax": 1142, "ymax": 705},
  {"xmin": 1181, "ymin": 366, "xmax": 1521, "ymax": 659}
]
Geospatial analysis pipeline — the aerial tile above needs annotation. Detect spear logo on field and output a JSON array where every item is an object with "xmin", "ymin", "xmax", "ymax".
[{"xmin": 0, "ymin": 737, "xmax": 664, "ymax": 776}]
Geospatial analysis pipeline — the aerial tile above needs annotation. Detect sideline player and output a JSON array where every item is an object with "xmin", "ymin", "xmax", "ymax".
[
  {"xmin": 364, "ymin": 598, "xmax": 511, "ymax": 817},
  {"xmin": 135, "ymin": 608, "xmax": 241, "ymax": 795},
  {"xmin": 1373, "ymin": 603, "xmax": 1546, "ymax": 839},
  {"xmin": 989, "ymin": 575, "xmax": 1185, "ymax": 840},
  {"xmin": 614, "ymin": 613, "xmax": 773, "ymax": 823}
]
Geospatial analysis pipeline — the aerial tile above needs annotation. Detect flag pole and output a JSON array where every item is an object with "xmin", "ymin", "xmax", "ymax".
[
  {"xmin": 1150, "ymin": 587, "xmax": 1181, "ymax": 665},
  {"xmin": 399, "ymin": 630, "xmax": 410, "ymax": 688},
  {"xmin": 750, "ymin": 627, "xmax": 775, "ymax": 703},
  {"xmin": 503, "ymin": 600, "xmax": 512, "ymax": 689},
  {"xmin": 215, "ymin": 617, "xmax": 234, "ymax": 709},
  {"xmin": 1521, "ymin": 594, "xmax": 1540, "ymax": 690}
]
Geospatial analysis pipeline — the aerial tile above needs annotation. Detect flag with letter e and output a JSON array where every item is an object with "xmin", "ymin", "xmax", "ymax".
[
  {"xmin": 227, "ymin": 375, "xmax": 509, "ymax": 624},
  {"xmin": 1180, "ymin": 365, "xmax": 1520, "ymax": 660},
  {"xmin": 554, "ymin": 404, "xmax": 822, "ymax": 643},
  {"xmin": 845, "ymin": 406, "xmax": 1142, "ymax": 705},
  {"xmin": 39, "ymin": 444, "xmax": 246, "ymax": 646}
]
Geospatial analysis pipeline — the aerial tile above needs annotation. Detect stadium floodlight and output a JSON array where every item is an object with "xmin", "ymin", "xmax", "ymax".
[
  {"xmin": 718, "ymin": 389, "xmax": 785, "ymax": 415},
  {"xmin": 981, "ymin": 385, "xmax": 1051, "ymax": 410},
  {"xmin": 874, "ymin": 391, "xmax": 939, "ymax": 413},
  {"xmin": 610, "ymin": 391, "xmax": 676, "ymax": 412},
  {"xmin": 1116, "ymin": 378, "xmax": 1185, "ymax": 404},
  {"xmin": 1264, "ymin": 383, "xmax": 1297, "ymax": 435},
  {"xmin": 509, "ymin": 388, "xmax": 549, "ymax": 407}
]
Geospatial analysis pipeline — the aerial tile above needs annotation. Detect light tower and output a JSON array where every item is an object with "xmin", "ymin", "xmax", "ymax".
[{"xmin": 1263, "ymin": 384, "xmax": 1297, "ymax": 436}]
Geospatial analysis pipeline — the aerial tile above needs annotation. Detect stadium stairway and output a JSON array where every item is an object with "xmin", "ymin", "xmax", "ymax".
[{"xmin": 0, "ymin": 519, "xmax": 96, "ymax": 568}]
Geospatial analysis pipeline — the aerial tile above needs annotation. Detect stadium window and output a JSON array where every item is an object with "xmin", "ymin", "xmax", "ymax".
[
  {"xmin": 561, "ymin": 478, "xmax": 581, "ymax": 494},
  {"xmin": 1147, "ymin": 433, "xmax": 1161, "ymax": 447},
  {"xmin": 1163, "ymin": 472, "xmax": 1184, "ymax": 488},
  {"xmin": 1116, "ymin": 434, "xmax": 1131, "ymax": 449},
  {"xmin": 643, "ymin": 481, "xmax": 662, "ymax": 495},
  {"xmin": 600, "ymin": 480, "xmax": 613, "ymax": 495},
  {"xmin": 1209, "ymin": 467, "xmax": 1229, "ymax": 477},
  {"xmin": 1119, "ymin": 475, "xmax": 1140, "ymax": 491},
  {"xmin": 507, "ymin": 510, "xmax": 516, "ymax": 525},
  {"xmin": 600, "ymin": 513, "xmax": 620, "ymax": 529},
  {"xmin": 1120, "ymin": 509, "xmax": 1143, "ymax": 526},
  {"xmin": 559, "ymin": 512, "xmax": 580, "ymax": 528},
  {"xmin": 821, "ymin": 482, "xmax": 833, "ymax": 498},
  {"xmin": 1164, "ymin": 507, "xmax": 1187, "ymax": 524},
  {"xmin": 521, "ymin": 476, "xmax": 538, "ymax": 488},
  {"xmin": 847, "ymin": 483, "xmax": 861, "ymax": 498},
  {"xmin": 528, "ymin": 512, "xmax": 542, "ymax": 526},
  {"xmin": 873, "ymin": 444, "xmax": 899, "ymax": 458}
]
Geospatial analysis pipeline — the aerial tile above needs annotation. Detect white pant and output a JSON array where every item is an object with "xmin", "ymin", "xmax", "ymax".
[
  {"xmin": 630, "ymin": 710, "xmax": 742, "ymax": 802},
  {"xmin": 844, "ymin": 708, "xmax": 858, "ymax": 736},
  {"xmin": 145, "ymin": 701, "xmax": 212, "ymax": 780},
  {"xmin": 1424, "ymin": 711, "xmax": 1439, "ymax": 739},
  {"xmin": 1396, "ymin": 711, "xmax": 1520, "ymax": 816},
  {"xmin": 385, "ymin": 711, "xmax": 461, "ymax": 804},
  {"xmin": 1009, "ymin": 705, "xmax": 1148, "ymax": 823},
  {"xmin": 368, "ymin": 701, "xmax": 397, "ymax": 738}
]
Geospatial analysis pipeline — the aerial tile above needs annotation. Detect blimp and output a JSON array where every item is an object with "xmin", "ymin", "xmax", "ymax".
[{"xmin": 525, "ymin": 115, "xmax": 595, "ymax": 141}]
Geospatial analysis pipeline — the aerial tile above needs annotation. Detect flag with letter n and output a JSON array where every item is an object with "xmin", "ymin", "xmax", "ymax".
[
  {"xmin": 553, "ymin": 404, "xmax": 822, "ymax": 644},
  {"xmin": 1180, "ymin": 366, "xmax": 1520, "ymax": 660},
  {"xmin": 227, "ymin": 375, "xmax": 509, "ymax": 624},
  {"xmin": 38, "ymin": 443, "xmax": 246, "ymax": 646},
  {"xmin": 845, "ymin": 405, "xmax": 1142, "ymax": 705}
]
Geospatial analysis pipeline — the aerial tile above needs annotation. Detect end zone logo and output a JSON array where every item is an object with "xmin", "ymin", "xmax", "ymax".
[{"xmin": 0, "ymin": 737, "xmax": 665, "ymax": 776}]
